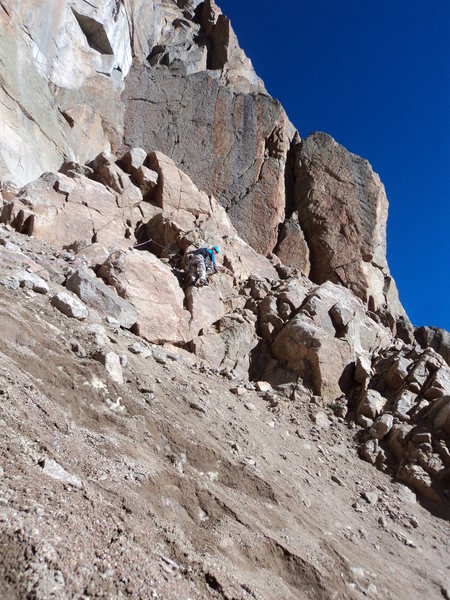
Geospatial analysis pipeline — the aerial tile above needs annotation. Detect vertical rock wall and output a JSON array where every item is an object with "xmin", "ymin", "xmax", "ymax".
[{"xmin": 0, "ymin": 0, "xmax": 410, "ymax": 327}]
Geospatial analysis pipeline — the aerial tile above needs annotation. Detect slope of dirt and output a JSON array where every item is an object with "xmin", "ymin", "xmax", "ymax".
[{"xmin": 0, "ymin": 228, "xmax": 449, "ymax": 600}]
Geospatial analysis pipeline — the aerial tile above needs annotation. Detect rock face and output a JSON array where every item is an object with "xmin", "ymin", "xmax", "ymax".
[
  {"xmin": 415, "ymin": 326, "xmax": 450, "ymax": 367},
  {"xmin": 0, "ymin": 0, "xmax": 411, "ymax": 330},
  {"xmin": 123, "ymin": 66, "xmax": 293, "ymax": 255},
  {"xmin": 291, "ymin": 132, "xmax": 409, "ymax": 330},
  {"xmin": 1, "ymin": 4, "xmax": 450, "ymax": 599},
  {"xmin": 0, "ymin": 0, "xmax": 263, "ymax": 187}
]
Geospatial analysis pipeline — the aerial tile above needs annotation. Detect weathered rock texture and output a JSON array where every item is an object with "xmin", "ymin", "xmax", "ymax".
[
  {"xmin": 415, "ymin": 326, "xmax": 450, "ymax": 367},
  {"xmin": 290, "ymin": 133, "xmax": 409, "ymax": 330},
  {"xmin": 123, "ymin": 66, "xmax": 293, "ymax": 255},
  {"xmin": 0, "ymin": 0, "xmax": 263, "ymax": 187},
  {"xmin": 0, "ymin": 0, "xmax": 411, "ymax": 330},
  {"xmin": 1, "ymin": 9, "xmax": 449, "ymax": 596}
]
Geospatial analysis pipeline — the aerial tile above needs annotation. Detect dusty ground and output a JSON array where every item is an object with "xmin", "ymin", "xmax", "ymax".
[{"xmin": 0, "ymin": 226, "xmax": 449, "ymax": 599}]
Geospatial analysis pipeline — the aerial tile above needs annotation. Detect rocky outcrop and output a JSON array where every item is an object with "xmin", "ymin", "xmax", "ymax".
[
  {"xmin": 291, "ymin": 133, "xmax": 410, "ymax": 332},
  {"xmin": 0, "ymin": 169, "xmax": 143, "ymax": 250},
  {"xmin": 352, "ymin": 345, "xmax": 450, "ymax": 502},
  {"xmin": 123, "ymin": 67, "xmax": 294, "ymax": 255},
  {"xmin": 0, "ymin": 0, "xmax": 264, "ymax": 188},
  {"xmin": 270, "ymin": 281, "xmax": 393, "ymax": 401},
  {"xmin": 415, "ymin": 326, "xmax": 450, "ymax": 367}
]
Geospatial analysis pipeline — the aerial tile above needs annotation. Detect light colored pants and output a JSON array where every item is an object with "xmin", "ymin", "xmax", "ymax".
[{"xmin": 188, "ymin": 254, "xmax": 208, "ymax": 285}]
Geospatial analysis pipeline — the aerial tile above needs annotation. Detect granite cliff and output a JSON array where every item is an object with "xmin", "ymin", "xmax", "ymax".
[{"xmin": 0, "ymin": 1, "xmax": 449, "ymax": 598}]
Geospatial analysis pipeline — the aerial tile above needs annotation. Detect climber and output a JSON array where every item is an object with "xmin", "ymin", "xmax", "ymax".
[{"xmin": 186, "ymin": 245, "xmax": 219, "ymax": 286}]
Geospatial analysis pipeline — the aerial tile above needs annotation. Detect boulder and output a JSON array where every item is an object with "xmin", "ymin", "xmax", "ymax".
[
  {"xmin": 192, "ymin": 311, "xmax": 258, "ymax": 380},
  {"xmin": 369, "ymin": 414, "xmax": 394, "ymax": 440},
  {"xmin": 51, "ymin": 291, "xmax": 88, "ymax": 320},
  {"xmin": 132, "ymin": 166, "xmax": 159, "ymax": 197},
  {"xmin": 397, "ymin": 464, "xmax": 441, "ymax": 502},
  {"xmin": 394, "ymin": 390, "xmax": 416, "ymax": 420},
  {"xmin": 66, "ymin": 267, "xmax": 137, "ymax": 329},
  {"xmin": 271, "ymin": 281, "xmax": 393, "ymax": 401},
  {"xmin": 385, "ymin": 357, "xmax": 412, "ymax": 389},
  {"xmin": 93, "ymin": 350, "xmax": 123, "ymax": 385},
  {"xmin": 118, "ymin": 147, "xmax": 148, "ymax": 174},
  {"xmin": 185, "ymin": 275, "xmax": 232, "ymax": 339},
  {"xmin": 98, "ymin": 250, "xmax": 190, "ymax": 344},
  {"xmin": 358, "ymin": 389, "xmax": 387, "ymax": 420}
]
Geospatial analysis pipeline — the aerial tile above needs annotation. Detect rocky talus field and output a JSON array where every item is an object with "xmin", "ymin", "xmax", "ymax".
[{"xmin": 0, "ymin": 1, "xmax": 449, "ymax": 598}]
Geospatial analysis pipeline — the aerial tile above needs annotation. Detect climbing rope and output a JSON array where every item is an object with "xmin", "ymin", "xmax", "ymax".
[{"xmin": 133, "ymin": 237, "xmax": 180, "ymax": 255}]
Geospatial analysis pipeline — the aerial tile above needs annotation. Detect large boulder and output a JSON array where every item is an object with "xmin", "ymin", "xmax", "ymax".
[
  {"xmin": 192, "ymin": 310, "xmax": 258, "ymax": 379},
  {"xmin": 271, "ymin": 281, "xmax": 393, "ymax": 401},
  {"xmin": 66, "ymin": 267, "xmax": 137, "ymax": 329},
  {"xmin": 98, "ymin": 250, "xmax": 190, "ymax": 344}
]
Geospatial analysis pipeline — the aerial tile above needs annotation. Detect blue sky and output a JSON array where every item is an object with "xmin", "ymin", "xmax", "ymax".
[{"xmin": 218, "ymin": 0, "xmax": 450, "ymax": 330}]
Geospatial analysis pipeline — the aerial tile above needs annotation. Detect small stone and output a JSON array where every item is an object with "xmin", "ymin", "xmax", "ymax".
[
  {"xmin": 41, "ymin": 458, "xmax": 82, "ymax": 489},
  {"xmin": 0, "ymin": 275, "xmax": 19, "ymax": 290},
  {"xmin": 378, "ymin": 516, "xmax": 388, "ymax": 529},
  {"xmin": 312, "ymin": 411, "xmax": 330, "ymax": 429},
  {"xmin": 409, "ymin": 516, "xmax": 419, "ymax": 528},
  {"xmin": 93, "ymin": 351, "xmax": 123, "ymax": 384},
  {"xmin": 128, "ymin": 342, "xmax": 143, "ymax": 354},
  {"xmin": 51, "ymin": 292, "xmax": 88, "ymax": 320},
  {"xmin": 335, "ymin": 405, "xmax": 348, "ymax": 419},
  {"xmin": 255, "ymin": 381, "xmax": 272, "ymax": 392},
  {"xmin": 244, "ymin": 402, "xmax": 256, "ymax": 411},
  {"xmin": 120, "ymin": 354, "xmax": 128, "ymax": 367},
  {"xmin": 267, "ymin": 421, "xmax": 275, "ymax": 428},
  {"xmin": 68, "ymin": 338, "xmax": 86, "ymax": 358},
  {"xmin": 331, "ymin": 474, "xmax": 345, "ymax": 486},
  {"xmin": 18, "ymin": 271, "xmax": 49, "ymax": 294},
  {"xmin": 350, "ymin": 566, "xmax": 365, "ymax": 579},
  {"xmin": 361, "ymin": 491, "xmax": 378, "ymax": 505},
  {"xmin": 152, "ymin": 348, "xmax": 167, "ymax": 365},
  {"xmin": 231, "ymin": 386, "xmax": 246, "ymax": 396}
]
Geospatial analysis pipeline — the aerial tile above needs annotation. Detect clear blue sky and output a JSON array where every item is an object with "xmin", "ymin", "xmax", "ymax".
[{"xmin": 218, "ymin": 0, "xmax": 450, "ymax": 331}]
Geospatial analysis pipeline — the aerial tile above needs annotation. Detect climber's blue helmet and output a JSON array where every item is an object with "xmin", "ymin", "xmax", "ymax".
[{"xmin": 212, "ymin": 245, "xmax": 219, "ymax": 254}]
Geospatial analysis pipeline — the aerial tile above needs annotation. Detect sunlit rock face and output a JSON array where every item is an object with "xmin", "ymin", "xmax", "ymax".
[{"xmin": 0, "ymin": 0, "xmax": 409, "ymax": 328}]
